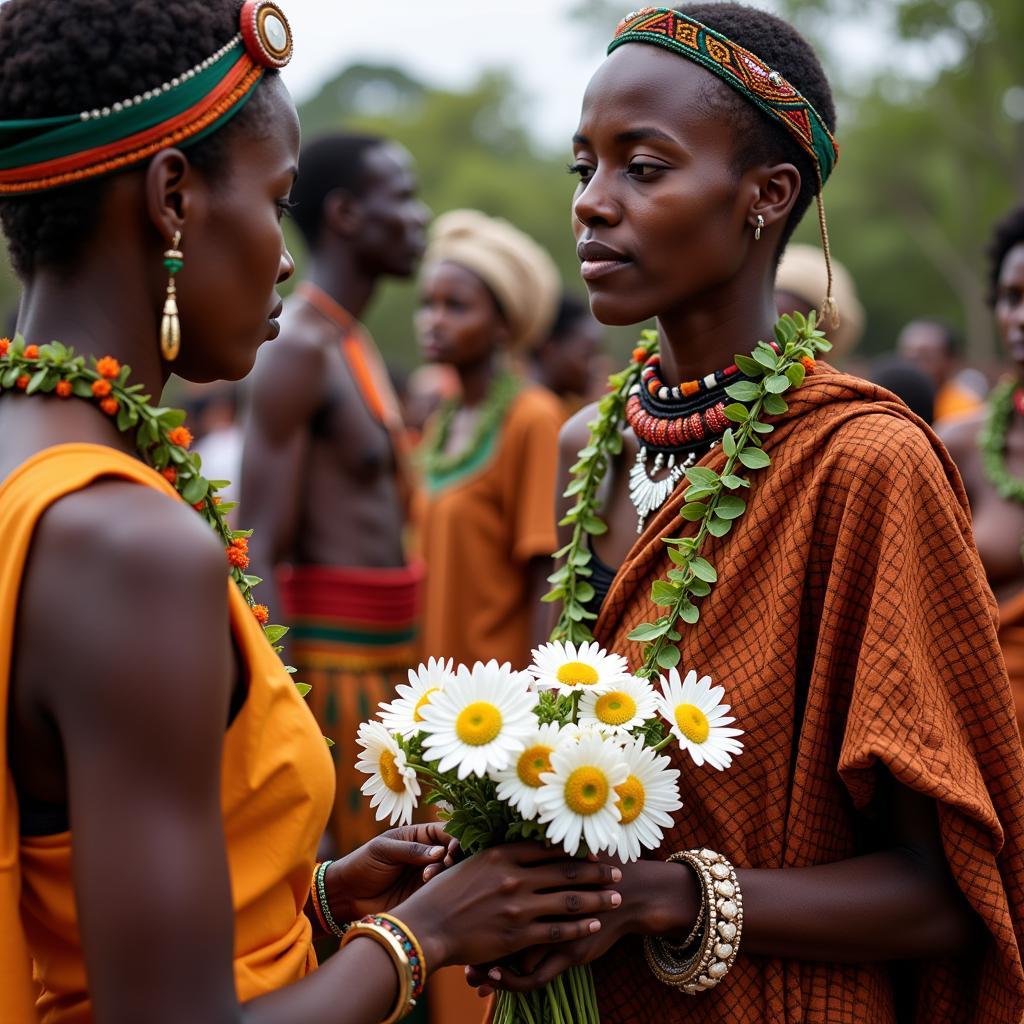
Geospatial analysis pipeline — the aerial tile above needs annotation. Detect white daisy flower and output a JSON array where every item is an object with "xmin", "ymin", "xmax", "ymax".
[
  {"xmin": 656, "ymin": 668, "xmax": 744, "ymax": 770},
  {"xmin": 355, "ymin": 720, "xmax": 420, "ymax": 826},
  {"xmin": 535, "ymin": 729, "xmax": 629, "ymax": 857},
  {"xmin": 610, "ymin": 736, "xmax": 682, "ymax": 863},
  {"xmin": 491, "ymin": 722, "xmax": 570, "ymax": 820},
  {"xmin": 578, "ymin": 675, "xmax": 658, "ymax": 735},
  {"xmin": 377, "ymin": 657, "xmax": 455, "ymax": 738},
  {"xmin": 529, "ymin": 640, "xmax": 632, "ymax": 697},
  {"xmin": 419, "ymin": 660, "xmax": 538, "ymax": 779}
]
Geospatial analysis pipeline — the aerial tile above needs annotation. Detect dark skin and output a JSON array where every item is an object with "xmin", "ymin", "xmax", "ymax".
[
  {"xmin": 470, "ymin": 44, "xmax": 977, "ymax": 996},
  {"xmin": 242, "ymin": 142, "xmax": 431, "ymax": 632},
  {"xmin": 3, "ymin": 79, "xmax": 622, "ymax": 1024},
  {"xmin": 416, "ymin": 260, "xmax": 553, "ymax": 649},
  {"xmin": 943, "ymin": 243, "xmax": 1024, "ymax": 609},
  {"xmin": 533, "ymin": 312, "xmax": 603, "ymax": 399},
  {"xmin": 897, "ymin": 320, "xmax": 959, "ymax": 392}
]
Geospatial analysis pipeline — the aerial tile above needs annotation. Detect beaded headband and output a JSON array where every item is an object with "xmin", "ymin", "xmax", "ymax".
[
  {"xmin": 608, "ymin": 7, "xmax": 841, "ymax": 326},
  {"xmin": 609, "ymin": 8, "xmax": 838, "ymax": 185},
  {"xmin": 0, "ymin": 0, "xmax": 293, "ymax": 196}
]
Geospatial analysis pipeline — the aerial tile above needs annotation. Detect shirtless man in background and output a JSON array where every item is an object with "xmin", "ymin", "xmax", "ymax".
[{"xmin": 242, "ymin": 133, "xmax": 429, "ymax": 856}]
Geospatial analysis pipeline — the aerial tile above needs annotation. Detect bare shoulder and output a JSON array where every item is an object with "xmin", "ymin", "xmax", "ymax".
[
  {"xmin": 21, "ymin": 481, "xmax": 231, "ymax": 719},
  {"xmin": 249, "ymin": 302, "xmax": 330, "ymax": 392},
  {"xmin": 559, "ymin": 400, "xmax": 599, "ymax": 463}
]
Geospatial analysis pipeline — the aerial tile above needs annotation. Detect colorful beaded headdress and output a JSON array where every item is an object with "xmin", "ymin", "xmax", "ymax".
[
  {"xmin": 609, "ymin": 7, "xmax": 841, "ymax": 326},
  {"xmin": 0, "ymin": 0, "xmax": 293, "ymax": 196}
]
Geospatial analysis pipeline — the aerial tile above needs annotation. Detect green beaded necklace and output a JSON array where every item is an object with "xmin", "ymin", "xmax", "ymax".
[
  {"xmin": 421, "ymin": 369, "xmax": 520, "ymax": 492},
  {"xmin": 979, "ymin": 379, "xmax": 1024, "ymax": 503}
]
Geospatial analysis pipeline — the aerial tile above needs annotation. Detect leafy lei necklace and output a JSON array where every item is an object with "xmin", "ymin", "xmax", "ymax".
[
  {"xmin": 979, "ymin": 379, "xmax": 1024, "ymax": 503},
  {"xmin": 420, "ymin": 368, "xmax": 520, "ymax": 491},
  {"xmin": 545, "ymin": 312, "xmax": 831, "ymax": 679},
  {"xmin": 0, "ymin": 336, "xmax": 304, "ymax": 695}
]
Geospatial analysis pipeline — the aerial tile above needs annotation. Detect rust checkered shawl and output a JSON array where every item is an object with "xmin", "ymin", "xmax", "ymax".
[{"xmin": 591, "ymin": 367, "xmax": 1024, "ymax": 1023}]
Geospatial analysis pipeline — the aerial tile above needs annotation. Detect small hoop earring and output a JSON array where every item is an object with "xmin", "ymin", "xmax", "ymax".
[
  {"xmin": 161, "ymin": 231, "xmax": 183, "ymax": 362},
  {"xmin": 754, "ymin": 215, "xmax": 764, "ymax": 242}
]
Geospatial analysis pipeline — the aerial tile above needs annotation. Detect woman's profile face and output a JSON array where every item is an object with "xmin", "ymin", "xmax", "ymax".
[
  {"xmin": 571, "ymin": 46, "xmax": 756, "ymax": 327},
  {"xmin": 174, "ymin": 76, "xmax": 299, "ymax": 383},
  {"xmin": 416, "ymin": 260, "xmax": 507, "ymax": 370},
  {"xmin": 995, "ymin": 242, "xmax": 1024, "ymax": 371}
]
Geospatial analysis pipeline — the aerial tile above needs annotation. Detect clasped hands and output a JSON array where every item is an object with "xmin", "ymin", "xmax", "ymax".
[{"xmin": 324, "ymin": 824, "xmax": 695, "ymax": 986}]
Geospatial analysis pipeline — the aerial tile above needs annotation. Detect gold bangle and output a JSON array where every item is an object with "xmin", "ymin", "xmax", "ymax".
[
  {"xmin": 643, "ymin": 849, "xmax": 743, "ymax": 994},
  {"xmin": 340, "ymin": 922, "xmax": 415, "ymax": 1023},
  {"xmin": 376, "ymin": 913, "xmax": 428, "ymax": 979}
]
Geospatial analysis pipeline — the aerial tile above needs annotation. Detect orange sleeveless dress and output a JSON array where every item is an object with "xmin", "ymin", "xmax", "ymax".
[{"xmin": 0, "ymin": 444, "xmax": 335, "ymax": 1023}]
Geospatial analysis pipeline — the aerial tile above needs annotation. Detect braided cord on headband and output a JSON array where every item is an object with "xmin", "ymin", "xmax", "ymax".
[{"xmin": 608, "ymin": 8, "xmax": 839, "ymax": 185}]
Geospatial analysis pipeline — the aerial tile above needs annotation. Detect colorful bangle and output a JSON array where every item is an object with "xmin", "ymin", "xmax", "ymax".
[
  {"xmin": 313, "ymin": 860, "xmax": 351, "ymax": 940},
  {"xmin": 309, "ymin": 862, "xmax": 331, "ymax": 935},
  {"xmin": 373, "ymin": 913, "xmax": 427, "ymax": 1000},
  {"xmin": 643, "ymin": 849, "xmax": 743, "ymax": 994},
  {"xmin": 340, "ymin": 920, "xmax": 416, "ymax": 1023}
]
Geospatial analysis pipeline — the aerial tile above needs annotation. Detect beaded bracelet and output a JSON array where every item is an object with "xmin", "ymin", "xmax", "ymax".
[
  {"xmin": 309, "ymin": 862, "xmax": 332, "ymax": 935},
  {"xmin": 313, "ymin": 860, "xmax": 351, "ymax": 940},
  {"xmin": 373, "ymin": 913, "xmax": 427, "ymax": 1000},
  {"xmin": 340, "ymin": 919, "xmax": 417, "ymax": 1023},
  {"xmin": 643, "ymin": 849, "xmax": 743, "ymax": 994}
]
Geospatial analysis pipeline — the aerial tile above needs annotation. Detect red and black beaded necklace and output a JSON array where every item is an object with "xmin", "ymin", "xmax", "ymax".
[{"xmin": 625, "ymin": 346, "xmax": 779, "ymax": 532}]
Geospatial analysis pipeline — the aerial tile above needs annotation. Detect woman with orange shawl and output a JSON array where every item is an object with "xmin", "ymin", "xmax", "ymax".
[
  {"xmin": 467, "ymin": 5, "xmax": 1024, "ymax": 1022},
  {"xmin": 0, "ymin": 3, "xmax": 623, "ymax": 1023}
]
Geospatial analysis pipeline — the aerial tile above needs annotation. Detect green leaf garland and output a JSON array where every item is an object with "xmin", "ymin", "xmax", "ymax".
[
  {"xmin": 979, "ymin": 379, "xmax": 1024, "ymax": 502},
  {"xmin": 546, "ymin": 313, "xmax": 831, "ymax": 677},
  {"xmin": 0, "ymin": 335, "xmax": 312, "ymax": 706}
]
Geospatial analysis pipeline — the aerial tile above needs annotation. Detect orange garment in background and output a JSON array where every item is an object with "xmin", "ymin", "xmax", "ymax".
[
  {"xmin": 999, "ymin": 588, "xmax": 1024, "ymax": 736},
  {"xmin": 0, "ymin": 445, "xmax": 334, "ymax": 1023},
  {"xmin": 418, "ymin": 386, "xmax": 562, "ymax": 668},
  {"xmin": 934, "ymin": 379, "xmax": 983, "ymax": 424},
  {"xmin": 591, "ymin": 369, "xmax": 1024, "ymax": 1023}
]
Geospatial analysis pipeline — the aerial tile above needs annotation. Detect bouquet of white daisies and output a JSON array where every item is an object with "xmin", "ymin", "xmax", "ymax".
[{"xmin": 354, "ymin": 640, "xmax": 743, "ymax": 1024}]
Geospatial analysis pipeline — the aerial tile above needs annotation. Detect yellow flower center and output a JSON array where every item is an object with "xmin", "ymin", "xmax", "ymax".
[
  {"xmin": 516, "ymin": 744, "xmax": 554, "ymax": 788},
  {"xmin": 564, "ymin": 766, "xmax": 610, "ymax": 816},
  {"xmin": 675, "ymin": 703, "xmax": 710, "ymax": 744},
  {"xmin": 455, "ymin": 701, "xmax": 503, "ymax": 746},
  {"xmin": 378, "ymin": 750, "xmax": 407, "ymax": 793},
  {"xmin": 615, "ymin": 775, "xmax": 647, "ymax": 825},
  {"xmin": 556, "ymin": 661, "xmax": 600, "ymax": 687},
  {"xmin": 595, "ymin": 691, "xmax": 637, "ymax": 726},
  {"xmin": 413, "ymin": 688, "xmax": 440, "ymax": 723}
]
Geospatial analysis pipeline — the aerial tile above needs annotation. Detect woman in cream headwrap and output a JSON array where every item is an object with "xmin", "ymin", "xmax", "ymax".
[
  {"xmin": 415, "ymin": 209, "xmax": 564, "ymax": 676},
  {"xmin": 774, "ymin": 243, "xmax": 865, "ymax": 362}
]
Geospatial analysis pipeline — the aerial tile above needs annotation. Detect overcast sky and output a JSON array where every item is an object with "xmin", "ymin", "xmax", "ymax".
[
  {"xmin": 277, "ymin": 0, "xmax": 931, "ymax": 150},
  {"xmin": 279, "ymin": 0, "xmax": 615, "ymax": 150}
]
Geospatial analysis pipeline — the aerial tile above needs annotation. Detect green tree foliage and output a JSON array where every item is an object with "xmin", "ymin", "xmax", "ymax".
[{"xmin": 783, "ymin": 0, "xmax": 1024, "ymax": 361}]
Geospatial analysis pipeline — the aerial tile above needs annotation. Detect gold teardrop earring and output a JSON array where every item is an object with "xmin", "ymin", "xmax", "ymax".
[{"xmin": 160, "ymin": 231, "xmax": 183, "ymax": 362}]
